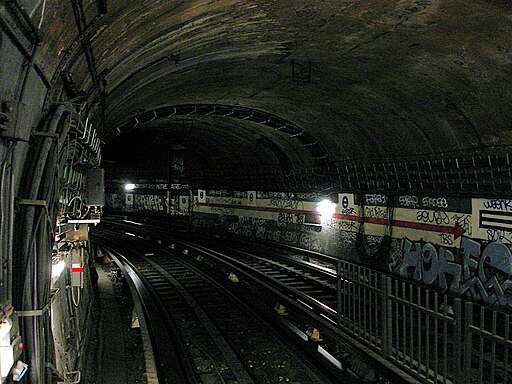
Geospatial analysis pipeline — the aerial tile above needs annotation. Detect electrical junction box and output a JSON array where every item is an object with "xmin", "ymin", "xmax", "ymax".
[
  {"xmin": 85, "ymin": 168, "xmax": 105, "ymax": 207},
  {"xmin": 65, "ymin": 224, "xmax": 89, "ymax": 242},
  {"xmin": 71, "ymin": 248, "xmax": 84, "ymax": 288}
]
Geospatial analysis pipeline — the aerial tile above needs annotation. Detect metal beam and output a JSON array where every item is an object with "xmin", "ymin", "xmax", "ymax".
[
  {"xmin": 0, "ymin": 11, "xmax": 50, "ymax": 88},
  {"xmin": 16, "ymin": 289, "xmax": 61, "ymax": 317},
  {"xmin": 69, "ymin": 0, "xmax": 101, "ymax": 89},
  {"xmin": 4, "ymin": 0, "xmax": 42, "ymax": 42}
]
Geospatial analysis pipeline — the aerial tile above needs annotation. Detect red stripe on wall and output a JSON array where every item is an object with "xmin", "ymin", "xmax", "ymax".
[
  {"xmin": 196, "ymin": 202, "xmax": 466, "ymax": 238},
  {"xmin": 196, "ymin": 202, "xmax": 319, "ymax": 216}
]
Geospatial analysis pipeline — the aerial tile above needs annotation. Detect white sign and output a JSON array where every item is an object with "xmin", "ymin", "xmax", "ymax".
[
  {"xmin": 179, "ymin": 196, "xmax": 189, "ymax": 213},
  {"xmin": 338, "ymin": 193, "xmax": 355, "ymax": 210},
  {"xmin": 198, "ymin": 189, "xmax": 206, "ymax": 203},
  {"xmin": 247, "ymin": 191, "xmax": 257, "ymax": 206}
]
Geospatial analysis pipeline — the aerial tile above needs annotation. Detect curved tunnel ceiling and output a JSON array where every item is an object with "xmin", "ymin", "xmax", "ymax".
[
  {"xmin": 38, "ymin": 0, "xmax": 512, "ymax": 168},
  {"xmin": 104, "ymin": 113, "xmax": 311, "ymax": 175},
  {"xmin": 112, "ymin": 104, "xmax": 329, "ymax": 165}
]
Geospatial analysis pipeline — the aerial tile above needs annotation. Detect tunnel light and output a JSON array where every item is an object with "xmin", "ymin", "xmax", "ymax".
[
  {"xmin": 317, "ymin": 199, "xmax": 336, "ymax": 220},
  {"xmin": 124, "ymin": 183, "xmax": 136, "ymax": 191},
  {"xmin": 0, "ymin": 319, "xmax": 14, "ymax": 381}
]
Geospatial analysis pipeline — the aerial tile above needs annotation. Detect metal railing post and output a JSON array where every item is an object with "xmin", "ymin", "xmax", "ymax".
[
  {"xmin": 462, "ymin": 302, "xmax": 473, "ymax": 384},
  {"xmin": 381, "ymin": 275, "xmax": 392, "ymax": 357},
  {"xmin": 337, "ymin": 260, "xmax": 342, "ymax": 327},
  {"xmin": 453, "ymin": 298, "xmax": 463, "ymax": 384}
]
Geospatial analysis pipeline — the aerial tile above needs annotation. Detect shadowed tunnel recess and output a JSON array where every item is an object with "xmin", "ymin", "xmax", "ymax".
[
  {"xmin": 39, "ymin": 0, "xmax": 511, "ymax": 193},
  {"xmin": 104, "ymin": 104, "xmax": 330, "ymax": 190}
]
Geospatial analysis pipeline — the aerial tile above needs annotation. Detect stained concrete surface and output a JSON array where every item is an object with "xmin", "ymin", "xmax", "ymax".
[
  {"xmin": 96, "ymin": 265, "xmax": 128, "ymax": 384},
  {"xmin": 94, "ymin": 263, "xmax": 147, "ymax": 384},
  {"xmin": 34, "ymin": 1, "xmax": 512, "ymax": 170}
]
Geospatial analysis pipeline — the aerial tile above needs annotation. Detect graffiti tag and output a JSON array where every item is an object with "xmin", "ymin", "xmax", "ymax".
[
  {"xmin": 399, "ymin": 195, "xmax": 419, "ymax": 208},
  {"xmin": 483, "ymin": 199, "xmax": 512, "ymax": 212},
  {"xmin": 398, "ymin": 238, "xmax": 512, "ymax": 308},
  {"xmin": 269, "ymin": 198, "xmax": 304, "ymax": 210}
]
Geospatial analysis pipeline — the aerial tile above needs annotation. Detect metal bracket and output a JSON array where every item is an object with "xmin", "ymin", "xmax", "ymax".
[
  {"xmin": 16, "ymin": 289, "xmax": 60, "ymax": 317},
  {"xmin": 60, "ymin": 370, "xmax": 81, "ymax": 384},
  {"xmin": 0, "ymin": 304, "xmax": 14, "ymax": 322},
  {"xmin": 17, "ymin": 199, "xmax": 50, "ymax": 218},
  {"xmin": 32, "ymin": 132, "xmax": 59, "ymax": 140},
  {"xmin": 67, "ymin": 219, "xmax": 100, "ymax": 224},
  {"xmin": 17, "ymin": 199, "xmax": 48, "ymax": 209}
]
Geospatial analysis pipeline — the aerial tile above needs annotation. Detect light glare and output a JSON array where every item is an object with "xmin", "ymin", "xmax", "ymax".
[
  {"xmin": 317, "ymin": 199, "xmax": 336, "ymax": 219},
  {"xmin": 51, "ymin": 260, "xmax": 66, "ymax": 280},
  {"xmin": 0, "ymin": 319, "xmax": 14, "ymax": 380},
  {"xmin": 124, "ymin": 183, "xmax": 136, "ymax": 191}
]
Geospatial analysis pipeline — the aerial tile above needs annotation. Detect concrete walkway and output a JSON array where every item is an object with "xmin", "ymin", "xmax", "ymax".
[{"xmin": 96, "ymin": 266, "xmax": 127, "ymax": 384}]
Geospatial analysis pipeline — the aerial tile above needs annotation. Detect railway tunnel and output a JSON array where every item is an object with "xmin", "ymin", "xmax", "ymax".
[{"xmin": 1, "ymin": 0, "xmax": 512, "ymax": 383}]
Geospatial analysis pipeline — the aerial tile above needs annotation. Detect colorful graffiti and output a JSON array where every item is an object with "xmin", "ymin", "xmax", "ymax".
[{"xmin": 398, "ymin": 237, "xmax": 512, "ymax": 308}]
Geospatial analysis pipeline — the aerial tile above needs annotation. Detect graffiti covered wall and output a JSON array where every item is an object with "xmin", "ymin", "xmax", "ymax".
[
  {"xmin": 193, "ymin": 192, "xmax": 512, "ymax": 309},
  {"xmin": 192, "ymin": 190, "xmax": 345, "ymax": 255},
  {"xmin": 106, "ymin": 188, "xmax": 512, "ymax": 309},
  {"xmin": 105, "ymin": 190, "xmax": 190, "ymax": 216},
  {"xmin": 388, "ymin": 197, "xmax": 512, "ymax": 309},
  {"xmin": 397, "ymin": 237, "xmax": 512, "ymax": 307}
]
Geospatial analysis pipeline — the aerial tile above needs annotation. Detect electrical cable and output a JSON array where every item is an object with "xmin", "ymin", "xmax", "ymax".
[
  {"xmin": 71, "ymin": 286, "xmax": 80, "ymax": 307},
  {"xmin": 0, "ymin": 141, "xmax": 15, "ymax": 304},
  {"xmin": 16, "ymin": 104, "xmax": 95, "ymax": 383},
  {"xmin": 18, "ymin": 106, "xmax": 72, "ymax": 383},
  {"xmin": 0, "ymin": 141, "xmax": 15, "ymax": 167},
  {"xmin": 37, "ymin": 0, "xmax": 47, "ymax": 29}
]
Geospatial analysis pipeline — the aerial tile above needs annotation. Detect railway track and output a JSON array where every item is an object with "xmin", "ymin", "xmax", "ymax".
[
  {"xmin": 102, "ymin": 215, "xmax": 511, "ymax": 384},
  {"xmin": 95, "ymin": 229, "xmax": 350, "ymax": 384},
  {"xmin": 98, "ymin": 215, "xmax": 425, "ymax": 384},
  {"xmin": 102, "ymin": 216, "xmax": 341, "ymax": 319}
]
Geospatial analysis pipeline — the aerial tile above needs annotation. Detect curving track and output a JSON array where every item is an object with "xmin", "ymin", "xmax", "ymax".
[
  {"xmin": 95, "ymin": 228, "xmax": 351, "ymax": 384},
  {"xmin": 103, "ymin": 215, "xmax": 508, "ymax": 384}
]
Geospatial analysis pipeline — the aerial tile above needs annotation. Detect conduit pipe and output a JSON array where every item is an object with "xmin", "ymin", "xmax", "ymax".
[
  {"xmin": 5, "ymin": 0, "xmax": 42, "ymax": 42},
  {"xmin": 18, "ymin": 104, "xmax": 74, "ymax": 384}
]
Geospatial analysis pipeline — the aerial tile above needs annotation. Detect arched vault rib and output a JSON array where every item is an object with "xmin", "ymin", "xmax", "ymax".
[{"xmin": 106, "ymin": 104, "xmax": 332, "ymax": 171}]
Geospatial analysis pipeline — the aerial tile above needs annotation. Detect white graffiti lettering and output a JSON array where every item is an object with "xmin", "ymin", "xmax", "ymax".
[
  {"xmin": 399, "ymin": 195, "xmax": 419, "ymax": 207},
  {"xmin": 135, "ymin": 195, "xmax": 165, "ymax": 212},
  {"xmin": 421, "ymin": 197, "xmax": 448, "ymax": 209},
  {"xmin": 365, "ymin": 194, "xmax": 387, "ymax": 205}
]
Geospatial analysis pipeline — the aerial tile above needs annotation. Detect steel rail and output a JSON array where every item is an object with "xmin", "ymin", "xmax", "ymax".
[
  {"xmin": 175, "ymin": 239, "xmax": 421, "ymax": 384},
  {"xmin": 138, "ymin": 254, "xmax": 256, "ymax": 384},
  {"xmin": 99, "ymin": 244, "xmax": 190, "ymax": 384},
  {"xmin": 96, "ymin": 229, "xmax": 340, "ymax": 384},
  {"xmin": 98, "ymin": 218, "xmax": 438, "ymax": 382},
  {"xmin": 100, "ymin": 217, "xmax": 512, "ymax": 384}
]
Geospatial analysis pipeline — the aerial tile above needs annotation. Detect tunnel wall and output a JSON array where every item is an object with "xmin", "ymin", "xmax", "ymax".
[
  {"xmin": 49, "ymin": 246, "xmax": 99, "ymax": 382},
  {"xmin": 105, "ymin": 188, "xmax": 512, "ymax": 310}
]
